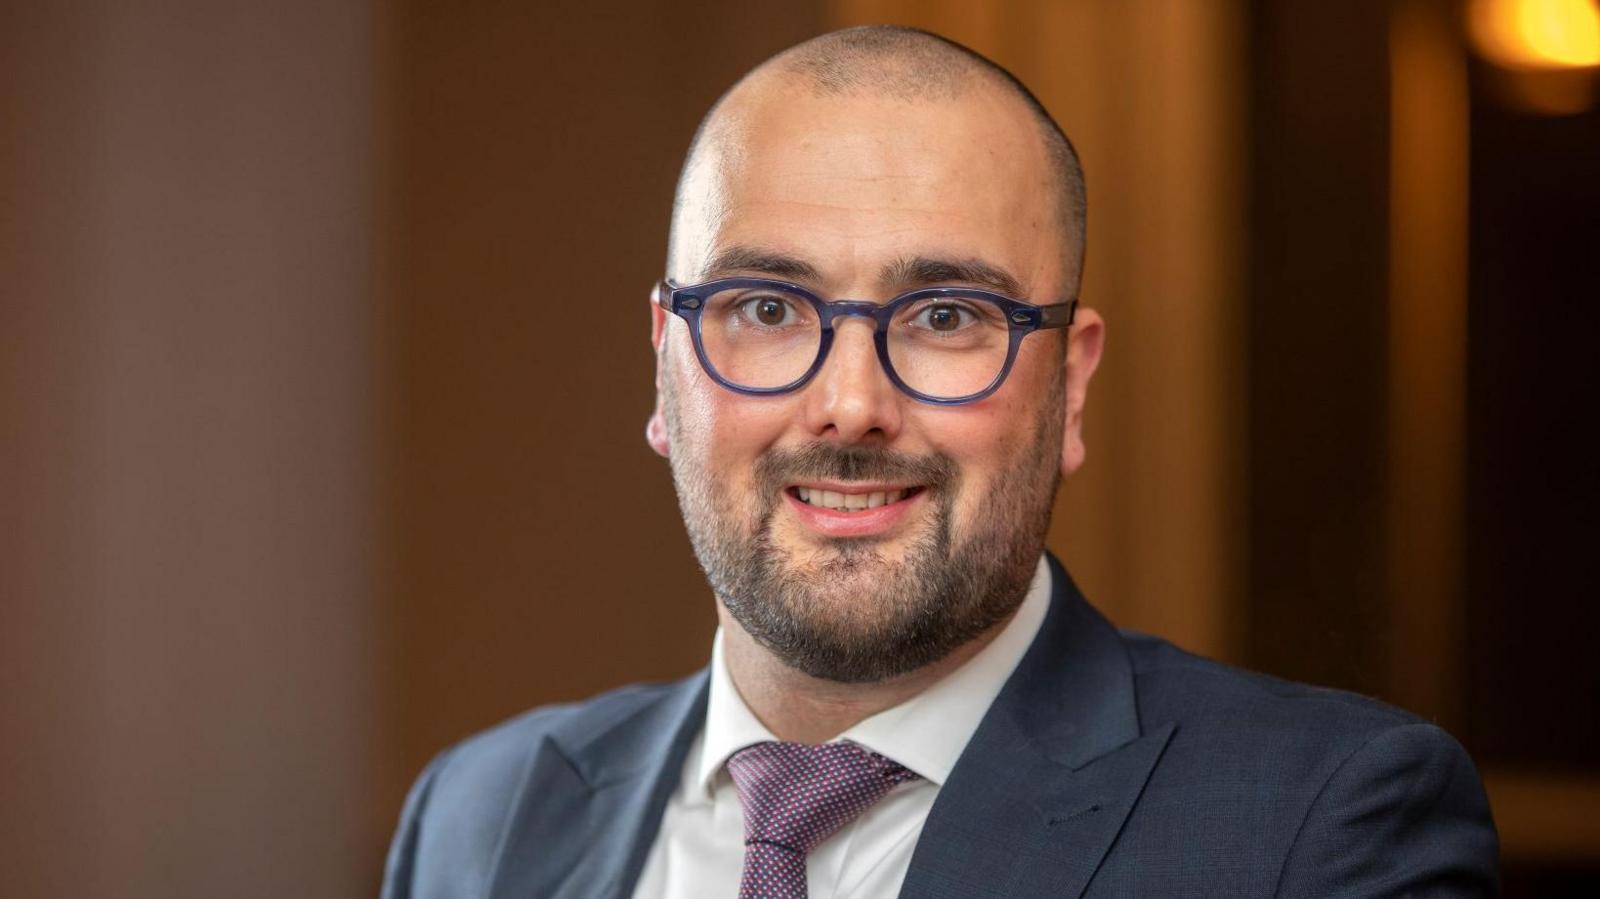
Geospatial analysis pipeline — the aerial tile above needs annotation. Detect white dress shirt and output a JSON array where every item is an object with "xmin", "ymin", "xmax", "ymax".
[{"xmin": 631, "ymin": 556, "xmax": 1052, "ymax": 899}]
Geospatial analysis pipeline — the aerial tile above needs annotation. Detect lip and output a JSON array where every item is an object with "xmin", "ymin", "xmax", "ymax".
[
  {"xmin": 782, "ymin": 485, "xmax": 927, "ymax": 539},
  {"xmin": 789, "ymin": 479, "xmax": 918, "ymax": 494}
]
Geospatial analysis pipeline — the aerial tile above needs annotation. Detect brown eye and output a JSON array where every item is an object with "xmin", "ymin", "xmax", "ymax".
[
  {"xmin": 926, "ymin": 305, "xmax": 960, "ymax": 331},
  {"xmin": 738, "ymin": 295, "xmax": 794, "ymax": 327},
  {"xmin": 914, "ymin": 303, "xmax": 974, "ymax": 333},
  {"xmin": 756, "ymin": 298, "xmax": 785, "ymax": 325}
]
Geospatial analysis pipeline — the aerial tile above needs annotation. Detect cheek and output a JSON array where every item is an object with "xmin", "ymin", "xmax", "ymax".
[
  {"xmin": 912, "ymin": 404, "xmax": 1011, "ymax": 513},
  {"xmin": 668, "ymin": 331, "xmax": 793, "ymax": 478},
  {"xmin": 923, "ymin": 349, "xmax": 1058, "ymax": 516}
]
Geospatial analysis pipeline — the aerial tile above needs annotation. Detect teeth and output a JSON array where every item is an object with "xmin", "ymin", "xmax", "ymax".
[{"xmin": 795, "ymin": 487, "xmax": 913, "ymax": 511}]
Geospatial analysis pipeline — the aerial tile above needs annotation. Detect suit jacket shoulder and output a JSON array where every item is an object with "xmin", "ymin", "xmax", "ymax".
[
  {"xmin": 383, "ymin": 675, "xmax": 708, "ymax": 899},
  {"xmin": 1104, "ymin": 629, "xmax": 1500, "ymax": 897},
  {"xmin": 1124, "ymin": 625, "xmax": 1426, "ymax": 762}
]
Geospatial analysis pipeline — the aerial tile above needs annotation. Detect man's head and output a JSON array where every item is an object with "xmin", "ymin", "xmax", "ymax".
[{"xmin": 646, "ymin": 26, "xmax": 1105, "ymax": 683}]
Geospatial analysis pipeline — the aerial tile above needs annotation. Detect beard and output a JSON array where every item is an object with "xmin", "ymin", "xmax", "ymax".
[{"xmin": 662, "ymin": 360, "xmax": 1065, "ymax": 684}]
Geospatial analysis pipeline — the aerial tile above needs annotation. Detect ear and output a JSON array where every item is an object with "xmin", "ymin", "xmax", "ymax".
[
  {"xmin": 1059, "ymin": 307, "xmax": 1105, "ymax": 477},
  {"xmin": 645, "ymin": 285, "xmax": 671, "ymax": 457}
]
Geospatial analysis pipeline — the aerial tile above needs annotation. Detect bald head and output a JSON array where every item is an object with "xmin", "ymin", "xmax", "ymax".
[{"xmin": 669, "ymin": 26, "xmax": 1086, "ymax": 296}]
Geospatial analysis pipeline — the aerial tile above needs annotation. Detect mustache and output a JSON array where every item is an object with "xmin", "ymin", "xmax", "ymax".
[{"xmin": 753, "ymin": 443, "xmax": 957, "ymax": 493}]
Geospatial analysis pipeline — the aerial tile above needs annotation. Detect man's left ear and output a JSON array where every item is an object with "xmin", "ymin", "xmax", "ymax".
[
  {"xmin": 646, "ymin": 287, "xmax": 671, "ymax": 458},
  {"xmin": 1059, "ymin": 307, "xmax": 1106, "ymax": 476}
]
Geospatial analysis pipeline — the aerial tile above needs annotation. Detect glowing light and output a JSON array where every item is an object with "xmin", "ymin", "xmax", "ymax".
[{"xmin": 1469, "ymin": 0, "xmax": 1600, "ymax": 69}]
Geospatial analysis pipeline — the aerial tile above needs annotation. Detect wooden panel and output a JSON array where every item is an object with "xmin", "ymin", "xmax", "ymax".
[
  {"xmin": 1244, "ymin": 0, "xmax": 1395, "ymax": 699},
  {"xmin": 1485, "ymin": 771, "xmax": 1600, "ymax": 863},
  {"xmin": 1387, "ymin": 0, "xmax": 1471, "ymax": 734}
]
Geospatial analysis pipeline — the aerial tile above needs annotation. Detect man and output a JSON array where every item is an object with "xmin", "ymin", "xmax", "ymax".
[{"xmin": 383, "ymin": 26, "xmax": 1499, "ymax": 899}]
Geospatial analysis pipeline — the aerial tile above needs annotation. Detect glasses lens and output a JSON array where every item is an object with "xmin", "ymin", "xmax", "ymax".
[
  {"xmin": 698, "ymin": 285, "xmax": 822, "ymax": 390},
  {"xmin": 887, "ymin": 294, "xmax": 1012, "ymax": 400}
]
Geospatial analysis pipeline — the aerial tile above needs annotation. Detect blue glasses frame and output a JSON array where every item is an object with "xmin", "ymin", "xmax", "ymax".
[{"xmin": 655, "ymin": 277, "xmax": 1078, "ymax": 406}]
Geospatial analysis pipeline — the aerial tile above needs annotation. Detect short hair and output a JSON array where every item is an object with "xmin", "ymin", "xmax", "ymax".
[{"xmin": 671, "ymin": 25, "xmax": 1087, "ymax": 296}]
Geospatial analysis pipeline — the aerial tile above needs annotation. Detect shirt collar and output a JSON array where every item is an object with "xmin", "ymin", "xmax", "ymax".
[{"xmin": 693, "ymin": 555, "xmax": 1052, "ymax": 802}]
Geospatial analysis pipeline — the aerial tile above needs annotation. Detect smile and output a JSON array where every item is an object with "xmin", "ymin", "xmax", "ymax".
[
  {"xmin": 792, "ymin": 485, "xmax": 921, "ymax": 512},
  {"xmin": 782, "ymin": 483, "xmax": 928, "ymax": 539}
]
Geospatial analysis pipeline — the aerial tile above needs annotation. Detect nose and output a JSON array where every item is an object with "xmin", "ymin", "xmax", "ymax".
[{"xmin": 799, "ymin": 315, "xmax": 904, "ymax": 444}]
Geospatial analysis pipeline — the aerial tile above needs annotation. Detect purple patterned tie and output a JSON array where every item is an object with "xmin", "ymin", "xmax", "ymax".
[{"xmin": 726, "ymin": 741, "xmax": 920, "ymax": 899}]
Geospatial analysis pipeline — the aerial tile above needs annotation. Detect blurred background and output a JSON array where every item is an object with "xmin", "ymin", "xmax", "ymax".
[{"xmin": 2, "ymin": 0, "xmax": 1596, "ymax": 895}]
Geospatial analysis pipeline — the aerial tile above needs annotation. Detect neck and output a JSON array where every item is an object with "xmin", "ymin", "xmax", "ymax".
[{"xmin": 717, "ymin": 606, "xmax": 1015, "ymax": 744}]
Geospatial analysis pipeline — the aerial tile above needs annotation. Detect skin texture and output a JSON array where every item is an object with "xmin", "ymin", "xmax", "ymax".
[{"xmin": 647, "ymin": 71, "xmax": 1105, "ymax": 744}]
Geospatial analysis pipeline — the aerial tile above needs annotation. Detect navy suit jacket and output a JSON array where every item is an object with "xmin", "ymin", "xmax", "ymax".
[{"xmin": 383, "ymin": 556, "xmax": 1500, "ymax": 897}]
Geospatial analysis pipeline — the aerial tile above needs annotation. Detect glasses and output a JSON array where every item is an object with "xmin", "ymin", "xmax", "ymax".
[{"xmin": 655, "ymin": 277, "xmax": 1077, "ymax": 405}]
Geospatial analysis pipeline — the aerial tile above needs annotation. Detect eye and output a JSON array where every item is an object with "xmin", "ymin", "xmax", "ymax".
[
  {"xmin": 737, "ymin": 294, "xmax": 798, "ymax": 327},
  {"xmin": 912, "ymin": 302, "xmax": 976, "ymax": 332}
]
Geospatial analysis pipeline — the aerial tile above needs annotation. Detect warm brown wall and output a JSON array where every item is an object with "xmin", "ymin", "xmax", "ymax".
[{"xmin": 1, "ymin": 1, "xmax": 379, "ymax": 896}]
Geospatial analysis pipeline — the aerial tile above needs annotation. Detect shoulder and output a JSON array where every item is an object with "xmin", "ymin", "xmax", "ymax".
[
  {"xmin": 424, "ymin": 676, "xmax": 695, "ymax": 804},
  {"xmin": 1121, "ymin": 628, "xmax": 1425, "ymax": 743},
  {"xmin": 382, "ymin": 675, "xmax": 704, "ymax": 899},
  {"xmin": 1113, "ymin": 630, "xmax": 1498, "ymax": 894},
  {"xmin": 1118, "ymin": 627, "xmax": 1453, "ymax": 786}
]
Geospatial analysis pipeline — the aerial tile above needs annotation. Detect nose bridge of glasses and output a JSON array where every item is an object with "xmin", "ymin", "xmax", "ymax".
[
  {"xmin": 815, "ymin": 300, "xmax": 889, "ymax": 386},
  {"xmin": 809, "ymin": 318, "xmax": 899, "ymax": 426},
  {"xmin": 820, "ymin": 299, "xmax": 890, "ymax": 331}
]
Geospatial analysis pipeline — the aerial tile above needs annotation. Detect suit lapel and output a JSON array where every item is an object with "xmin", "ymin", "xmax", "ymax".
[
  {"xmin": 485, "ymin": 671, "xmax": 709, "ymax": 899},
  {"xmin": 901, "ymin": 556, "xmax": 1176, "ymax": 899}
]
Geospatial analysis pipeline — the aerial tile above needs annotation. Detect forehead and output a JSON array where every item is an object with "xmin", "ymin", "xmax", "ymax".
[{"xmin": 678, "ymin": 81, "xmax": 1061, "ymax": 294}]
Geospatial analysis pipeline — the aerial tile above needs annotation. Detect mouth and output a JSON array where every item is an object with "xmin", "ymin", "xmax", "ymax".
[
  {"xmin": 782, "ymin": 482, "xmax": 929, "ymax": 538},
  {"xmin": 789, "ymin": 484, "xmax": 926, "ymax": 512}
]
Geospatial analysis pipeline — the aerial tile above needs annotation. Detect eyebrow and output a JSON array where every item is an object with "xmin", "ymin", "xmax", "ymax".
[
  {"xmin": 882, "ymin": 255, "xmax": 1024, "ymax": 298},
  {"xmin": 702, "ymin": 246, "xmax": 823, "ymax": 283},
  {"xmin": 701, "ymin": 244, "xmax": 1025, "ymax": 298}
]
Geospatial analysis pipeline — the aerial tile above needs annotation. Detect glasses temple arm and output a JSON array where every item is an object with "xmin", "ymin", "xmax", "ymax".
[{"xmin": 1038, "ymin": 299, "xmax": 1078, "ymax": 329}]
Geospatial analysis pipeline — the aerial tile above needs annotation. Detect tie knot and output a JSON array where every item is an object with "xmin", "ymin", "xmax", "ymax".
[{"xmin": 726, "ymin": 741, "xmax": 919, "ymax": 855}]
